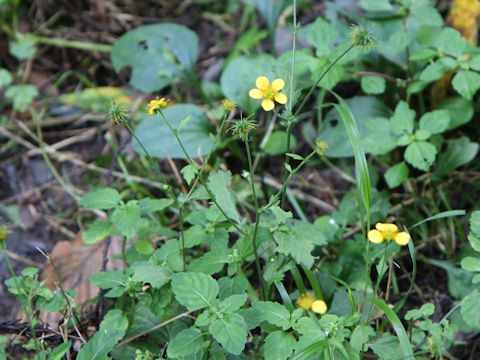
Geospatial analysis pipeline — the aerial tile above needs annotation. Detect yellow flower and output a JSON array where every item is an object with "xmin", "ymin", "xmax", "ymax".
[
  {"xmin": 296, "ymin": 293, "xmax": 328, "ymax": 314},
  {"xmin": 368, "ymin": 223, "xmax": 411, "ymax": 246},
  {"xmin": 249, "ymin": 76, "xmax": 288, "ymax": 111},
  {"xmin": 296, "ymin": 293, "xmax": 315, "ymax": 310},
  {"xmin": 147, "ymin": 97, "xmax": 171, "ymax": 115},
  {"xmin": 221, "ymin": 98, "xmax": 237, "ymax": 112},
  {"xmin": 311, "ymin": 300, "xmax": 328, "ymax": 314}
]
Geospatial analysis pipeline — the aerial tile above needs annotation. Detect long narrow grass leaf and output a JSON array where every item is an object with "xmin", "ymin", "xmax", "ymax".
[
  {"xmin": 409, "ymin": 210, "xmax": 466, "ymax": 229},
  {"xmin": 369, "ymin": 297, "xmax": 415, "ymax": 359}
]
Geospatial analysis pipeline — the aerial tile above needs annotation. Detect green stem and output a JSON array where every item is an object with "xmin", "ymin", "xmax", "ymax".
[
  {"xmin": 158, "ymin": 110, "xmax": 246, "ymax": 236},
  {"xmin": 178, "ymin": 205, "xmax": 186, "ymax": 271},
  {"xmin": 20, "ymin": 32, "xmax": 112, "ymax": 52},
  {"xmin": 265, "ymin": 150, "xmax": 316, "ymax": 211},
  {"xmin": 367, "ymin": 242, "xmax": 389, "ymax": 323},
  {"xmin": 244, "ymin": 135, "xmax": 266, "ymax": 300},
  {"xmin": 185, "ymin": 112, "xmax": 228, "ymax": 201}
]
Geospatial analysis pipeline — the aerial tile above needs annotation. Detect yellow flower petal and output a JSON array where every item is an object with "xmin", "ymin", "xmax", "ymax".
[
  {"xmin": 271, "ymin": 78, "xmax": 285, "ymax": 91},
  {"xmin": 296, "ymin": 293, "xmax": 315, "ymax": 311},
  {"xmin": 375, "ymin": 223, "xmax": 398, "ymax": 233},
  {"xmin": 274, "ymin": 93, "xmax": 288, "ymax": 104},
  {"xmin": 394, "ymin": 232, "xmax": 411, "ymax": 246},
  {"xmin": 249, "ymin": 88, "xmax": 263, "ymax": 99},
  {"xmin": 368, "ymin": 229, "xmax": 384, "ymax": 244},
  {"xmin": 311, "ymin": 300, "xmax": 328, "ymax": 314},
  {"xmin": 256, "ymin": 76, "xmax": 270, "ymax": 90},
  {"xmin": 261, "ymin": 98, "xmax": 275, "ymax": 111}
]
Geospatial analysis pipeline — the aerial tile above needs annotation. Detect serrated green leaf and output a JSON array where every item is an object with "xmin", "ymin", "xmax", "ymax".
[
  {"xmin": 264, "ymin": 331, "xmax": 296, "ymax": 360},
  {"xmin": 111, "ymin": 200, "xmax": 142, "ymax": 238},
  {"xmin": 419, "ymin": 110, "xmax": 450, "ymax": 134},
  {"xmin": 79, "ymin": 188, "xmax": 120, "ymax": 210},
  {"xmin": 77, "ymin": 310, "xmax": 128, "ymax": 360},
  {"xmin": 390, "ymin": 101, "xmax": 415, "ymax": 135},
  {"xmin": 439, "ymin": 97, "xmax": 474, "ymax": 130},
  {"xmin": 461, "ymin": 288, "xmax": 480, "ymax": 330},
  {"xmin": 138, "ymin": 198, "xmax": 173, "ymax": 214},
  {"xmin": 207, "ymin": 170, "xmax": 240, "ymax": 224},
  {"xmin": 181, "ymin": 164, "xmax": 198, "ymax": 185},
  {"xmin": 83, "ymin": 220, "xmax": 113, "ymax": 244},
  {"xmin": 303, "ymin": 18, "xmax": 338, "ymax": 57},
  {"xmin": 468, "ymin": 211, "xmax": 480, "ymax": 252},
  {"xmin": 361, "ymin": 76, "xmax": 386, "ymax": 95},
  {"xmin": 461, "ymin": 257, "xmax": 480, "ymax": 272},
  {"xmin": 208, "ymin": 312, "xmax": 247, "ymax": 355},
  {"xmin": 171, "ymin": 272, "xmax": 218, "ymax": 311},
  {"xmin": 350, "ymin": 325, "xmax": 375, "ymax": 351},
  {"xmin": 404, "ymin": 141, "xmax": 437, "ymax": 171},
  {"xmin": 359, "ymin": 0, "xmax": 392, "ymax": 11},
  {"xmin": 274, "ymin": 223, "xmax": 327, "ymax": 268},
  {"xmin": 10, "ymin": 39, "xmax": 36, "ymax": 60},
  {"xmin": 167, "ymin": 327, "xmax": 205, "ymax": 358},
  {"xmin": 0, "ymin": 69, "xmax": 12, "ymax": 88},
  {"xmin": 152, "ymin": 239, "xmax": 183, "ymax": 271},
  {"xmin": 452, "ymin": 70, "xmax": 480, "ymax": 100},
  {"xmin": 252, "ymin": 301, "xmax": 291, "ymax": 330},
  {"xmin": 5, "ymin": 84, "xmax": 38, "ymax": 112},
  {"xmin": 131, "ymin": 262, "xmax": 172, "ymax": 288},
  {"xmin": 219, "ymin": 294, "xmax": 247, "ymax": 313}
]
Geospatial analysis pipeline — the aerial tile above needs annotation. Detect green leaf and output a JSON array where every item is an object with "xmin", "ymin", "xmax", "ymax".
[
  {"xmin": 361, "ymin": 76, "xmax": 386, "ymax": 95},
  {"xmin": 219, "ymin": 294, "xmax": 248, "ymax": 313},
  {"xmin": 385, "ymin": 162, "xmax": 409, "ymax": 188},
  {"xmin": 437, "ymin": 27, "xmax": 468, "ymax": 57},
  {"xmin": 49, "ymin": 341, "xmax": 72, "ymax": 360},
  {"xmin": 369, "ymin": 298, "xmax": 414, "ymax": 359},
  {"xmin": 435, "ymin": 137, "xmax": 478, "ymax": 178},
  {"xmin": 208, "ymin": 313, "xmax": 247, "ymax": 355},
  {"xmin": 252, "ymin": 301, "xmax": 291, "ymax": 330},
  {"xmin": 79, "ymin": 188, "xmax": 120, "ymax": 210},
  {"xmin": 91, "ymin": 270, "xmax": 128, "ymax": 290},
  {"xmin": 242, "ymin": 0, "xmax": 289, "ymax": 32},
  {"xmin": 10, "ymin": 39, "xmax": 36, "ymax": 60},
  {"xmin": 452, "ymin": 70, "xmax": 480, "ymax": 100},
  {"xmin": 134, "ymin": 104, "xmax": 214, "ymax": 159},
  {"xmin": 404, "ymin": 141, "xmax": 437, "ymax": 171},
  {"xmin": 302, "ymin": 18, "xmax": 338, "ymax": 57},
  {"xmin": 5, "ymin": 85, "xmax": 38, "ymax": 112},
  {"xmin": 390, "ymin": 101, "xmax": 415, "ymax": 136},
  {"xmin": 468, "ymin": 211, "xmax": 480, "ymax": 252},
  {"xmin": 225, "ymin": 28, "xmax": 268, "ymax": 66},
  {"xmin": 167, "ymin": 327, "xmax": 205, "ymax": 358},
  {"xmin": 362, "ymin": 117, "xmax": 397, "ymax": 155},
  {"xmin": 368, "ymin": 334, "xmax": 402, "ymax": 360},
  {"xmin": 171, "ymin": 272, "xmax": 218, "ymax": 311},
  {"xmin": 152, "ymin": 239, "xmax": 183, "ymax": 271},
  {"xmin": 410, "ymin": 2, "xmax": 443, "ymax": 26},
  {"xmin": 207, "ymin": 170, "xmax": 240, "ymax": 224},
  {"xmin": 274, "ymin": 223, "xmax": 327, "ymax": 268},
  {"xmin": 264, "ymin": 331, "xmax": 296, "ymax": 360},
  {"xmin": 264, "ymin": 131, "xmax": 297, "ymax": 155},
  {"xmin": 0, "ymin": 69, "xmax": 12, "ymax": 88},
  {"xmin": 359, "ymin": 0, "xmax": 392, "ymax": 11},
  {"xmin": 83, "ymin": 220, "xmax": 113, "ymax": 244},
  {"xmin": 181, "ymin": 164, "xmax": 198, "ymax": 185},
  {"xmin": 439, "ymin": 97, "xmax": 474, "ymax": 130},
  {"xmin": 419, "ymin": 62, "xmax": 449, "ymax": 82},
  {"xmin": 111, "ymin": 200, "xmax": 142, "ymax": 238},
  {"xmin": 134, "ymin": 239, "xmax": 154, "ymax": 255},
  {"xmin": 220, "ymin": 54, "xmax": 278, "ymax": 114},
  {"xmin": 461, "ymin": 257, "xmax": 480, "ymax": 272},
  {"xmin": 461, "ymin": 288, "xmax": 480, "ymax": 330},
  {"xmin": 419, "ymin": 110, "xmax": 450, "ymax": 134},
  {"xmin": 218, "ymin": 277, "xmax": 248, "ymax": 300},
  {"xmin": 131, "ymin": 262, "xmax": 172, "ymax": 288},
  {"xmin": 409, "ymin": 210, "xmax": 466, "ymax": 229},
  {"xmin": 77, "ymin": 309, "xmax": 128, "ymax": 360},
  {"xmin": 138, "ymin": 198, "xmax": 173, "ymax": 214},
  {"xmin": 350, "ymin": 325, "xmax": 375, "ymax": 351},
  {"xmin": 319, "ymin": 96, "xmax": 391, "ymax": 158},
  {"xmin": 404, "ymin": 303, "xmax": 435, "ymax": 321},
  {"xmin": 189, "ymin": 249, "xmax": 228, "ymax": 275},
  {"xmin": 111, "ymin": 23, "xmax": 198, "ymax": 93}
]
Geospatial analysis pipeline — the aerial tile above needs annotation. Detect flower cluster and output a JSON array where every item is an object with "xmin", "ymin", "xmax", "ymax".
[
  {"xmin": 221, "ymin": 98, "xmax": 237, "ymax": 112},
  {"xmin": 249, "ymin": 76, "xmax": 288, "ymax": 111},
  {"xmin": 296, "ymin": 293, "xmax": 328, "ymax": 314},
  {"xmin": 368, "ymin": 223, "xmax": 410, "ymax": 246}
]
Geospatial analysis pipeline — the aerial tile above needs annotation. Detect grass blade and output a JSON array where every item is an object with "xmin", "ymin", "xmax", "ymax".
[
  {"xmin": 369, "ymin": 297, "xmax": 415, "ymax": 359},
  {"xmin": 409, "ymin": 210, "xmax": 466, "ymax": 230}
]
